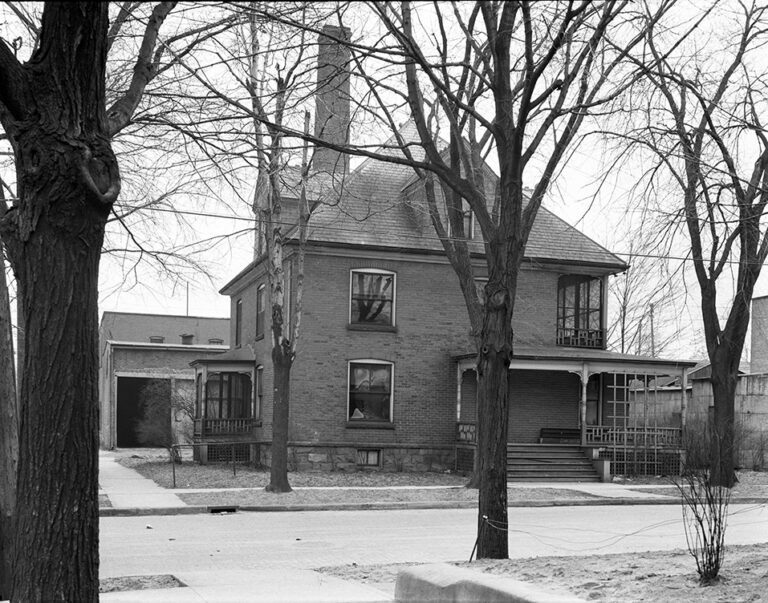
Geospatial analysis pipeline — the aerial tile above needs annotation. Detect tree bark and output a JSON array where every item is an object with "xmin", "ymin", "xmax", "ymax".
[
  {"xmin": 475, "ymin": 259, "xmax": 515, "ymax": 559},
  {"xmin": 0, "ymin": 252, "xmax": 17, "ymax": 600},
  {"xmin": 0, "ymin": 4, "xmax": 117, "ymax": 600},
  {"xmin": 267, "ymin": 342, "xmax": 292, "ymax": 493},
  {"xmin": 709, "ymin": 361, "xmax": 737, "ymax": 487}
]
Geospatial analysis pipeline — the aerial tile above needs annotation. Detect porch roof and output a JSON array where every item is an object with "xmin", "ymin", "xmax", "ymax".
[
  {"xmin": 452, "ymin": 345, "xmax": 697, "ymax": 375},
  {"xmin": 190, "ymin": 346, "xmax": 255, "ymax": 367}
]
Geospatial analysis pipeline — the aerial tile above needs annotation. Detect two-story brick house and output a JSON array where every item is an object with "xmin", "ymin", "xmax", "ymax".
[{"xmin": 190, "ymin": 26, "xmax": 695, "ymax": 477}]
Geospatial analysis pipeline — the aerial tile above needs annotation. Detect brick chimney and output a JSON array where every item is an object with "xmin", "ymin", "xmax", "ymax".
[
  {"xmin": 751, "ymin": 296, "xmax": 768, "ymax": 373},
  {"xmin": 314, "ymin": 24, "xmax": 351, "ymax": 178}
]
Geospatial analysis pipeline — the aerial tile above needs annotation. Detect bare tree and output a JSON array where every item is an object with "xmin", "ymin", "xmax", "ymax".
[
  {"xmin": 607, "ymin": 240, "xmax": 683, "ymax": 356},
  {"xmin": 230, "ymin": 0, "xmax": 673, "ymax": 558},
  {"xmin": 614, "ymin": 1, "xmax": 768, "ymax": 487},
  {"xmin": 0, "ymin": 2, "xmax": 180, "ymax": 598}
]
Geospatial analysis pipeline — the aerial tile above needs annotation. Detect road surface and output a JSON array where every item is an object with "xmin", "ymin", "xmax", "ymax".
[{"xmin": 100, "ymin": 504, "xmax": 768, "ymax": 577}]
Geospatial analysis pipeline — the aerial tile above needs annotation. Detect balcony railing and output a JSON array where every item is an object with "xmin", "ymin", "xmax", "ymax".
[
  {"xmin": 557, "ymin": 327, "xmax": 605, "ymax": 349},
  {"xmin": 456, "ymin": 422, "xmax": 476, "ymax": 444},
  {"xmin": 194, "ymin": 417, "xmax": 255, "ymax": 436},
  {"xmin": 586, "ymin": 425, "xmax": 681, "ymax": 449}
]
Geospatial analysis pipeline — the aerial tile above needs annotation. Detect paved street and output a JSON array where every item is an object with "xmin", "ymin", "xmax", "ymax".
[{"xmin": 100, "ymin": 503, "xmax": 768, "ymax": 578}]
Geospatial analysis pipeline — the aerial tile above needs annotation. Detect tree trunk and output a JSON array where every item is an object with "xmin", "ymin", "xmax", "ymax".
[
  {"xmin": 10, "ymin": 221, "xmax": 105, "ymax": 601},
  {"xmin": 0, "ymin": 5, "xmax": 116, "ymax": 599},
  {"xmin": 267, "ymin": 343, "xmax": 292, "ymax": 493},
  {"xmin": 708, "ymin": 357, "xmax": 738, "ymax": 488},
  {"xmin": 475, "ymin": 268, "xmax": 513, "ymax": 559},
  {"xmin": 0, "ymin": 252, "xmax": 17, "ymax": 600}
]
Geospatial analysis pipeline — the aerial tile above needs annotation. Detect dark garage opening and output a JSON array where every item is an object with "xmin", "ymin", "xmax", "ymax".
[{"xmin": 116, "ymin": 377, "xmax": 172, "ymax": 447}]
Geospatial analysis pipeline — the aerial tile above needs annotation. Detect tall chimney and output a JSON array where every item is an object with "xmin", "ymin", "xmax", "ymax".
[
  {"xmin": 315, "ymin": 24, "xmax": 351, "ymax": 178},
  {"xmin": 751, "ymin": 296, "xmax": 768, "ymax": 373}
]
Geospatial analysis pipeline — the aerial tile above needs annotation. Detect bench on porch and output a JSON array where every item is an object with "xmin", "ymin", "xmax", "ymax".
[{"xmin": 539, "ymin": 427, "xmax": 581, "ymax": 444}]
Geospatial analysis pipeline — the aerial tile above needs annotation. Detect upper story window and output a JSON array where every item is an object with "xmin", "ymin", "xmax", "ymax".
[
  {"xmin": 349, "ymin": 269, "xmax": 396, "ymax": 327},
  {"xmin": 235, "ymin": 299, "xmax": 243, "ymax": 347},
  {"xmin": 149, "ymin": 336, "xmax": 164, "ymax": 344},
  {"xmin": 208, "ymin": 338, "xmax": 224, "ymax": 345},
  {"xmin": 557, "ymin": 275, "xmax": 604, "ymax": 348},
  {"xmin": 348, "ymin": 360, "xmax": 393, "ymax": 422},
  {"xmin": 256, "ymin": 284, "xmax": 266, "ymax": 339},
  {"xmin": 181, "ymin": 334, "xmax": 194, "ymax": 345},
  {"xmin": 450, "ymin": 200, "xmax": 474, "ymax": 240}
]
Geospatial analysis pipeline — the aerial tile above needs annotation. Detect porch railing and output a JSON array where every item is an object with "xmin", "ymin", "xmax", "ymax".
[
  {"xmin": 456, "ymin": 421, "xmax": 476, "ymax": 444},
  {"xmin": 556, "ymin": 327, "xmax": 605, "ymax": 349},
  {"xmin": 585, "ymin": 425, "xmax": 681, "ymax": 449},
  {"xmin": 194, "ymin": 417, "xmax": 256, "ymax": 436}
]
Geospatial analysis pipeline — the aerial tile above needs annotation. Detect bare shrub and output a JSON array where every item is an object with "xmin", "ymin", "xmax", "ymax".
[{"xmin": 678, "ymin": 418, "xmax": 732, "ymax": 585}]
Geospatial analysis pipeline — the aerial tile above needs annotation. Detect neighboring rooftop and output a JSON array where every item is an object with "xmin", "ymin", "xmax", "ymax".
[{"xmin": 99, "ymin": 312, "xmax": 230, "ymax": 350}]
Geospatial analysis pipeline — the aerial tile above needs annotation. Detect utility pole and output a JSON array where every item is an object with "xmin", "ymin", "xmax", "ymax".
[{"xmin": 649, "ymin": 303, "xmax": 655, "ymax": 357}]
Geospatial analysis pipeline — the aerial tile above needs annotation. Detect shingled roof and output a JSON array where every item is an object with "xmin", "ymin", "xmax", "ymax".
[{"xmin": 305, "ymin": 122, "xmax": 627, "ymax": 271}]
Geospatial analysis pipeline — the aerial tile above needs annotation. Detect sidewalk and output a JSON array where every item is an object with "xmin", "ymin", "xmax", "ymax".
[
  {"xmin": 98, "ymin": 450, "xmax": 685, "ymax": 516},
  {"xmin": 100, "ymin": 451, "xmax": 189, "ymax": 510}
]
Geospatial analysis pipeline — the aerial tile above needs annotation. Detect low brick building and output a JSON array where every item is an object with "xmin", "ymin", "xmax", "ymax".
[{"xmin": 99, "ymin": 312, "xmax": 229, "ymax": 449}]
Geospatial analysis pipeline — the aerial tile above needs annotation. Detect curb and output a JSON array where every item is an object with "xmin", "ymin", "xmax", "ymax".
[{"xmin": 98, "ymin": 496, "xmax": 766, "ymax": 517}]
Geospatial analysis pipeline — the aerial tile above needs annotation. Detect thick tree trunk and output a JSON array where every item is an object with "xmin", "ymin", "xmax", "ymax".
[
  {"xmin": 708, "ymin": 358, "xmax": 738, "ymax": 488},
  {"xmin": 476, "ymin": 346, "xmax": 510, "ymax": 558},
  {"xmin": 475, "ymin": 268, "xmax": 513, "ymax": 559},
  {"xmin": 267, "ymin": 344, "xmax": 292, "ymax": 493},
  {"xmin": 0, "ymin": 253, "xmax": 17, "ymax": 600},
  {"xmin": 0, "ymin": 5, "xmax": 116, "ymax": 599},
  {"xmin": 10, "ymin": 223, "xmax": 104, "ymax": 601}
]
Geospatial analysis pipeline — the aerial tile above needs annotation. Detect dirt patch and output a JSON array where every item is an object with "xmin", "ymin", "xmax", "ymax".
[
  {"xmin": 318, "ymin": 544, "xmax": 768, "ymax": 601},
  {"xmin": 99, "ymin": 574, "xmax": 183, "ymax": 593}
]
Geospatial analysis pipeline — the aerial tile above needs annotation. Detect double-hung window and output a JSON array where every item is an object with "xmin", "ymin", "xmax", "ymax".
[
  {"xmin": 256, "ymin": 284, "xmax": 266, "ymax": 338},
  {"xmin": 348, "ymin": 360, "xmax": 393, "ymax": 422},
  {"xmin": 349, "ymin": 269, "xmax": 395, "ymax": 327}
]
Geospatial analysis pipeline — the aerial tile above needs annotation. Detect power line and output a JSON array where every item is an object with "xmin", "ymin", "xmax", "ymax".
[{"xmin": 130, "ymin": 205, "xmax": 768, "ymax": 268}]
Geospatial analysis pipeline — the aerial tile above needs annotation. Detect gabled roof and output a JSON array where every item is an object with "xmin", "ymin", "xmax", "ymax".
[
  {"xmin": 221, "ymin": 123, "xmax": 627, "ymax": 294},
  {"xmin": 304, "ymin": 121, "xmax": 626, "ymax": 270}
]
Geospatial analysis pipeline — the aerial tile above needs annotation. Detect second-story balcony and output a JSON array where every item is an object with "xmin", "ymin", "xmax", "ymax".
[{"xmin": 557, "ymin": 327, "xmax": 605, "ymax": 349}]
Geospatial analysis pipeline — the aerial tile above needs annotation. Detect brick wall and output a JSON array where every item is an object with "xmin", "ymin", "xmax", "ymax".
[
  {"xmin": 224, "ymin": 247, "xmax": 586, "ymax": 458},
  {"xmin": 508, "ymin": 369, "xmax": 580, "ymax": 442}
]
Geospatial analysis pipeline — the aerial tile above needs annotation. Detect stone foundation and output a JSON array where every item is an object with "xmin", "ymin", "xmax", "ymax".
[{"xmin": 258, "ymin": 443, "xmax": 455, "ymax": 473}]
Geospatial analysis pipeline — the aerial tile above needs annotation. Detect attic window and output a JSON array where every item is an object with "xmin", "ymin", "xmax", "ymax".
[
  {"xmin": 208, "ymin": 338, "xmax": 224, "ymax": 345},
  {"xmin": 181, "ymin": 334, "xmax": 194, "ymax": 345},
  {"xmin": 149, "ymin": 336, "xmax": 164, "ymax": 344}
]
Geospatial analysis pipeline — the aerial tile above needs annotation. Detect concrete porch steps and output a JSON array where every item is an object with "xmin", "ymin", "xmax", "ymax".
[{"xmin": 507, "ymin": 443, "xmax": 600, "ymax": 482}]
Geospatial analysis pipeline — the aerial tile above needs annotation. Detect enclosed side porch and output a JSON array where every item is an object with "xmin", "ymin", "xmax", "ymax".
[
  {"xmin": 454, "ymin": 347, "xmax": 697, "ymax": 476},
  {"xmin": 190, "ymin": 353, "xmax": 263, "ymax": 463}
]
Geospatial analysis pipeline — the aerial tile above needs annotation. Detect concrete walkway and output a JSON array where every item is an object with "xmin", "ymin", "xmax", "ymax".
[
  {"xmin": 100, "ymin": 569, "xmax": 390, "ymax": 602},
  {"xmin": 100, "ymin": 450, "xmax": 187, "ymax": 509}
]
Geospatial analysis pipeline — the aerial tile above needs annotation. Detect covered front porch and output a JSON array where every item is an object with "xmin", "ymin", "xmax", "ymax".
[{"xmin": 454, "ymin": 346, "xmax": 697, "ymax": 476}]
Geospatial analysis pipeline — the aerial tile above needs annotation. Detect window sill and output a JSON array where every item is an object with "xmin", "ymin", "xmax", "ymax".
[
  {"xmin": 345, "ymin": 421, "xmax": 395, "ymax": 430},
  {"xmin": 347, "ymin": 323, "xmax": 397, "ymax": 333},
  {"xmin": 254, "ymin": 334, "xmax": 265, "ymax": 342}
]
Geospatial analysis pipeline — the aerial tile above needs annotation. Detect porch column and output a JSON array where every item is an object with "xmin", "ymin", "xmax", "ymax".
[{"xmin": 580, "ymin": 363, "xmax": 588, "ymax": 446}]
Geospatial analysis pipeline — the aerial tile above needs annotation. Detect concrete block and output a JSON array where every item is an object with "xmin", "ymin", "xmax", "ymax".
[{"xmin": 395, "ymin": 563, "xmax": 584, "ymax": 603}]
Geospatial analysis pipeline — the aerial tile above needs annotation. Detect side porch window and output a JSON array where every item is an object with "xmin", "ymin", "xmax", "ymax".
[{"xmin": 205, "ymin": 372, "xmax": 253, "ymax": 419}]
